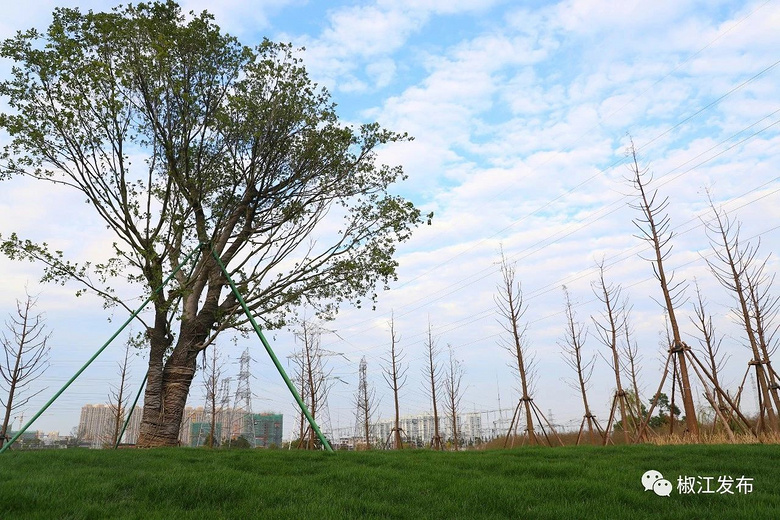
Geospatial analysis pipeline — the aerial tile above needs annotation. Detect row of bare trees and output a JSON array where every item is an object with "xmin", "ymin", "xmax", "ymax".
[
  {"xmin": 307, "ymin": 145, "xmax": 779, "ymax": 448},
  {"xmin": 493, "ymin": 145, "xmax": 779, "ymax": 446},
  {"xmin": 625, "ymin": 145, "xmax": 778, "ymax": 442},
  {"xmin": 359, "ymin": 315, "xmax": 464, "ymax": 450}
]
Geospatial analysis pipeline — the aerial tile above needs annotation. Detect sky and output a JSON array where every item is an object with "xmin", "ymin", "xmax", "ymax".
[{"xmin": 1, "ymin": 0, "xmax": 779, "ymax": 442}]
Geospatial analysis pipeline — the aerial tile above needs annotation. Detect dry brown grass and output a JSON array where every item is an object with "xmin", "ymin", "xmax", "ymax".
[
  {"xmin": 469, "ymin": 420, "xmax": 780, "ymax": 449},
  {"xmin": 647, "ymin": 430, "xmax": 780, "ymax": 445}
]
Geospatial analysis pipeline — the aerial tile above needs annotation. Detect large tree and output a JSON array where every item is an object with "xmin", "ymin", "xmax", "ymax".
[{"xmin": 0, "ymin": 2, "xmax": 427, "ymax": 446}]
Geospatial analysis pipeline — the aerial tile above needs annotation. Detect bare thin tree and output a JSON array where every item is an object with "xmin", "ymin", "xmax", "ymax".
[
  {"xmin": 291, "ymin": 319, "xmax": 334, "ymax": 449},
  {"xmin": 422, "ymin": 319, "xmax": 444, "ymax": 450},
  {"xmin": 107, "ymin": 339, "xmax": 133, "ymax": 447},
  {"xmin": 745, "ymin": 258, "xmax": 780, "ymax": 419},
  {"xmin": 690, "ymin": 280, "xmax": 739, "ymax": 439},
  {"xmin": 627, "ymin": 143, "xmax": 699, "ymax": 439},
  {"xmin": 495, "ymin": 251, "xmax": 538, "ymax": 446},
  {"xmin": 443, "ymin": 345, "xmax": 464, "ymax": 451},
  {"xmin": 1, "ymin": 293, "xmax": 51, "ymax": 448},
  {"xmin": 68, "ymin": 426, "xmax": 85, "ymax": 448},
  {"xmin": 560, "ymin": 286, "xmax": 601, "ymax": 445},
  {"xmin": 382, "ymin": 314, "xmax": 407, "ymax": 449},
  {"xmin": 621, "ymin": 311, "xmax": 645, "ymax": 424},
  {"xmin": 354, "ymin": 356, "xmax": 376, "ymax": 449},
  {"xmin": 591, "ymin": 261, "xmax": 635, "ymax": 444},
  {"xmin": 690, "ymin": 282, "xmax": 727, "ymax": 404},
  {"xmin": 703, "ymin": 198, "xmax": 780, "ymax": 432},
  {"xmin": 202, "ymin": 344, "xmax": 226, "ymax": 448}
]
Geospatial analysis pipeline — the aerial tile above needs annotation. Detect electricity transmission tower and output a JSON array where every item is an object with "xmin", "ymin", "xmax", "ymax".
[{"xmin": 233, "ymin": 347, "xmax": 256, "ymax": 447}]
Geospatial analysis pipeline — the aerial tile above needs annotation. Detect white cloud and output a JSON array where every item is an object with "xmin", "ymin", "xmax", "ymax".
[
  {"xmin": 552, "ymin": 0, "xmax": 688, "ymax": 35},
  {"xmin": 377, "ymin": 0, "xmax": 500, "ymax": 15},
  {"xmin": 180, "ymin": 0, "xmax": 299, "ymax": 36}
]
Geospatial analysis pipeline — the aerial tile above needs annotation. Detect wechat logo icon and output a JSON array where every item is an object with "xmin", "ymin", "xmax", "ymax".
[{"xmin": 642, "ymin": 470, "xmax": 673, "ymax": 497}]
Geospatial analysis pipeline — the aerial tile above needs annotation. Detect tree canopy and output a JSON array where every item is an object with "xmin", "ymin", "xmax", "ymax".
[{"xmin": 0, "ymin": 0, "xmax": 428, "ymax": 446}]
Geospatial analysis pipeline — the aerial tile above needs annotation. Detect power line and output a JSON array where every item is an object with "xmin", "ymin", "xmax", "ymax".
[
  {"xmin": 311, "ymin": 177, "xmax": 780, "ymax": 388},
  {"xmin": 317, "ymin": 110, "xmax": 780, "ymax": 353},
  {"xmin": 323, "ymin": 95, "xmax": 780, "ymax": 340},
  {"xmin": 391, "ymin": 12, "xmax": 780, "ymax": 294}
]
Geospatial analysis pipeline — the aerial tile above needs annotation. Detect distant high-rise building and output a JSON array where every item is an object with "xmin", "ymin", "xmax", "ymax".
[
  {"xmin": 79, "ymin": 403, "xmax": 281, "ymax": 448},
  {"xmin": 121, "ymin": 408, "xmax": 143, "ymax": 444},
  {"xmin": 247, "ymin": 413, "xmax": 283, "ymax": 447},
  {"xmin": 78, "ymin": 404, "xmax": 144, "ymax": 447},
  {"xmin": 190, "ymin": 422, "xmax": 222, "ymax": 447},
  {"xmin": 179, "ymin": 406, "xmax": 207, "ymax": 446},
  {"xmin": 371, "ymin": 412, "xmax": 482, "ymax": 447},
  {"xmin": 78, "ymin": 404, "xmax": 113, "ymax": 447}
]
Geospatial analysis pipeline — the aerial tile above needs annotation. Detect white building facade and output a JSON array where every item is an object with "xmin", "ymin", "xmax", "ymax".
[{"xmin": 370, "ymin": 412, "xmax": 483, "ymax": 448}]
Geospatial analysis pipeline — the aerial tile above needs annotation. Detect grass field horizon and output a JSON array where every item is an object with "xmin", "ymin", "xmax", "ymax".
[{"xmin": 2, "ymin": 444, "xmax": 779, "ymax": 519}]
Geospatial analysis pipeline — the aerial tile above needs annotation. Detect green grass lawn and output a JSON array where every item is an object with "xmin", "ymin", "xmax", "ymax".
[{"xmin": 1, "ymin": 444, "xmax": 778, "ymax": 519}]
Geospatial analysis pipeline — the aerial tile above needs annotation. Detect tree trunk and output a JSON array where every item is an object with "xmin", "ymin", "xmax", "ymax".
[
  {"xmin": 425, "ymin": 323, "xmax": 443, "ymax": 450},
  {"xmin": 363, "ymin": 390, "xmax": 371, "ymax": 448},
  {"xmin": 450, "ymin": 403, "xmax": 459, "ymax": 451},
  {"xmin": 0, "ymin": 346, "xmax": 22, "ymax": 448},
  {"xmin": 137, "ymin": 356, "xmax": 198, "ymax": 447},
  {"xmin": 137, "ymin": 317, "xmax": 203, "ymax": 447}
]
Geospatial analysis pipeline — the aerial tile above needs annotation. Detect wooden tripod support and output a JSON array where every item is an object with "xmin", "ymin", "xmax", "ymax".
[
  {"xmin": 634, "ymin": 341, "xmax": 757, "ymax": 442},
  {"xmin": 602, "ymin": 390, "xmax": 642, "ymax": 445},
  {"xmin": 575, "ymin": 412, "xmax": 607, "ymax": 445},
  {"xmin": 384, "ymin": 427, "xmax": 407, "ymax": 449},
  {"xmin": 504, "ymin": 397, "xmax": 564, "ymax": 447}
]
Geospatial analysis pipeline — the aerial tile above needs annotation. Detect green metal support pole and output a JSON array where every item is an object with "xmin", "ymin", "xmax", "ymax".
[
  {"xmin": 210, "ymin": 248, "xmax": 334, "ymax": 452},
  {"xmin": 114, "ymin": 373, "xmax": 147, "ymax": 449},
  {"xmin": 0, "ymin": 245, "xmax": 203, "ymax": 454}
]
